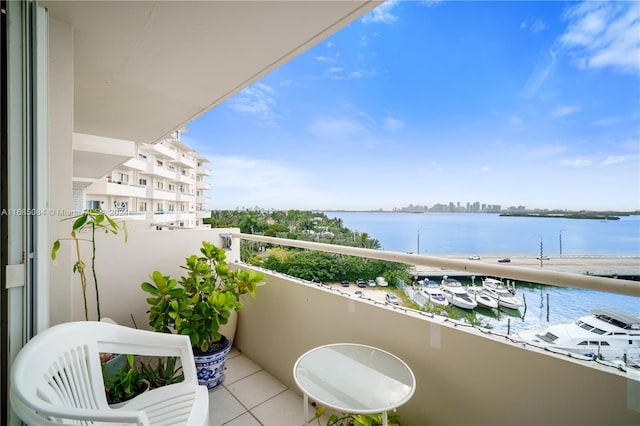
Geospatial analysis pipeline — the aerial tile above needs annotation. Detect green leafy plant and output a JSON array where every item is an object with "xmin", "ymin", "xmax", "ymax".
[
  {"xmin": 103, "ymin": 354, "xmax": 146, "ymax": 405},
  {"xmin": 51, "ymin": 209, "xmax": 127, "ymax": 321},
  {"xmin": 140, "ymin": 357, "xmax": 184, "ymax": 389},
  {"xmin": 315, "ymin": 406, "xmax": 400, "ymax": 426},
  {"xmin": 141, "ymin": 241, "xmax": 265, "ymax": 353}
]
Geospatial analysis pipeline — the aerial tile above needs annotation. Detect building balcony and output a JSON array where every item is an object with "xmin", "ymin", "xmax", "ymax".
[
  {"xmin": 176, "ymin": 192, "xmax": 196, "ymax": 203},
  {"xmin": 152, "ymin": 211, "xmax": 177, "ymax": 223},
  {"xmin": 85, "ymin": 229, "xmax": 639, "ymax": 426},
  {"xmin": 86, "ymin": 178, "xmax": 146, "ymax": 198},
  {"xmin": 196, "ymin": 165, "xmax": 211, "ymax": 176},
  {"xmin": 119, "ymin": 211, "xmax": 149, "ymax": 221},
  {"xmin": 172, "ymin": 154, "xmax": 197, "ymax": 169},
  {"xmin": 177, "ymin": 173, "xmax": 196, "ymax": 185},
  {"xmin": 196, "ymin": 180, "xmax": 211, "ymax": 190},
  {"xmin": 146, "ymin": 163, "xmax": 176, "ymax": 180},
  {"xmin": 145, "ymin": 186, "xmax": 176, "ymax": 201},
  {"xmin": 120, "ymin": 157, "xmax": 146, "ymax": 172},
  {"xmin": 196, "ymin": 209, "xmax": 211, "ymax": 219},
  {"xmin": 196, "ymin": 195, "xmax": 211, "ymax": 205},
  {"xmin": 145, "ymin": 141, "xmax": 177, "ymax": 160}
]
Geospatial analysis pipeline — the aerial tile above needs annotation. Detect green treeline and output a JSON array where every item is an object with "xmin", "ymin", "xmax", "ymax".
[
  {"xmin": 500, "ymin": 212, "xmax": 621, "ymax": 220},
  {"xmin": 205, "ymin": 209, "xmax": 411, "ymax": 284}
]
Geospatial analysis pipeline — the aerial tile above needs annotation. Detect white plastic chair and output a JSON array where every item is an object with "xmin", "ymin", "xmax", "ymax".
[{"xmin": 10, "ymin": 321, "xmax": 209, "ymax": 425}]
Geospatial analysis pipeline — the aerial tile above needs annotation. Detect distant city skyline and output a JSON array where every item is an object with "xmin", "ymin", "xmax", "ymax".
[{"xmin": 183, "ymin": 1, "xmax": 640, "ymax": 212}]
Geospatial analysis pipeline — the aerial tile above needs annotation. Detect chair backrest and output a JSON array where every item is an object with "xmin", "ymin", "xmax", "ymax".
[
  {"xmin": 11, "ymin": 322, "xmax": 110, "ymax": 423},
  {"xmin": 12, "ymin": 321, "xmax": 202, "ymax": 425}
]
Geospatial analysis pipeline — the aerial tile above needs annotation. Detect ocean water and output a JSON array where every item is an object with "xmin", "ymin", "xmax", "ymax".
[
  {"xmin": 324, "ymin": 212, "xmax": 640, "ymax": 333},
  {"xmin": 324, "ymin": 211, "xmax": 640, "ymax": 256}
]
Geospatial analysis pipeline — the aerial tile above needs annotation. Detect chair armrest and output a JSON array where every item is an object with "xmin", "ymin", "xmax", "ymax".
[{"xmin": 11, "ymin": 388, "xmax": 150, "ymax": 425}]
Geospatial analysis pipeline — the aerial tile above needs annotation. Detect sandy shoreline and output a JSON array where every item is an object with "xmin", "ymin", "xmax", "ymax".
[{"xmin": 410, "ymin": 255, "xmax": 640, "ymax": 277}]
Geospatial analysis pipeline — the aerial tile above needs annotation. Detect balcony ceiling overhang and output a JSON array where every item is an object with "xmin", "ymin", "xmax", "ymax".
[{"xmin": 42, "ymin": 0, "xmax": 381, "ymax": 144}]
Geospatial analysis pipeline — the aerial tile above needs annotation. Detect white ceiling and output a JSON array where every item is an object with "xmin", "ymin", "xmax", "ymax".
[{"xmin": 42, "ymin": 0, "xmax": 380, "ymax": 144}]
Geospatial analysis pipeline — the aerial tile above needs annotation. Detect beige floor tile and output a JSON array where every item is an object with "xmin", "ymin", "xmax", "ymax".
[
  {"xmin": 208, "ymin": 386, "xmax": 247, "ymax": 426},
  {"xmin": 251, "ymin": 389, "xmax": 324, "ymax": 426},
  {"xmin": 222, "ymin": 412, "xmax": 262, "ymax": 426},
  {"xmin": 224, "ymin": 353, "xmax": 263, "ymax": 384},
  {"xmin": 226, "ymin": 370, "xmax": 287, "ymax": 410}
]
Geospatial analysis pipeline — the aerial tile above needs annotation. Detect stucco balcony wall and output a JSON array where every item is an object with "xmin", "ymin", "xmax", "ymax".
[
  {"xmin": 234, "ymin": 268, "xmax": 640, "ymax": 425},
  {"xmin": 50, "ymin": 228, "xmax": 241, "ymax": 327}
]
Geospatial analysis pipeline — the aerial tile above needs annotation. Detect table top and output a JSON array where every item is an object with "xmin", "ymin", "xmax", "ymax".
[{"xmin": 293, "ymin": 343, "xmax": 416, "ymax": 414}]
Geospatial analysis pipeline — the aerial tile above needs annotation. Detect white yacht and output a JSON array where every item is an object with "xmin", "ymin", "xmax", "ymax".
[
  {"xmin": 518, "ymin": 309, "xmax": 640, "ymax": 367},
  {"xmin": 420, "ymin": 280, "xmax": 449, "ymax": 307},
  {"xmin": 482, "ymin": 278, "xmax": 522, "ymax": 310},
  {"xmin": 466, "ymin": 286, "xmax": 498, "ymax": 309},
  {"xmin": 440, "ymin": 277, "xmax": 477, "ymax": 310}
]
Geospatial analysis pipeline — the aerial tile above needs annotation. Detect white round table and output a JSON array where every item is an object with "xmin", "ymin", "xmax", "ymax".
[{"xmin": 293, "ymin": 343, "xmax": 416, "ymax": 426}]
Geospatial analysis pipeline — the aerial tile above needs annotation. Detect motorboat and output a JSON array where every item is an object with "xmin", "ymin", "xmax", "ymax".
[
  {"xmin": 420, "ymin": 280, "xmax": 449, "ymax": 307},
  {"xmin": 517, "ymin": 309, "xmax": 640, "ymax": 367},
  {"xmin": 482, "ymin": 278, "xmax": 522, "ymax": 310},
  {"xmin": 466, "ymin": 286, "xmax": 498, "ymax": 309},
  {"xmin": 440, "ymin": 277, "xmax": 477, "ymax": 310}
]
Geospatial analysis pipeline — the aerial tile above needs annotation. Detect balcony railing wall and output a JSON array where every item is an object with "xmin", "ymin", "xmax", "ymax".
[
  {"xmin": 50, "ymin": 229, "xmax": 640, "ymax": 425},
  {"xmin": 234, "ymin": 266, "xmax": 639, "ymax": 425}
]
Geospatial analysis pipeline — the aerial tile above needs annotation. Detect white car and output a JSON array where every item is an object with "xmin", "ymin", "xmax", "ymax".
[
  {"xmin": 375, "ymin": 276, "xmax": 388, "ymax": 287},
  {"xmin": 385, "ymin": 293, "xmax": 400, "ymax": 305},
  {"xmin": 468, "ymin": 255, "xmax": 481, "ymax": 260}
]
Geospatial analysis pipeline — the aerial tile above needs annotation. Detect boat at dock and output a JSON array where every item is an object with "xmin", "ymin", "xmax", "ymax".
[
  {"xmin": 517, "ymin": 309, "xmax": 640, "ymax": 368},
  {"xmin": 440, "ymin": 277, "xmax": 477, "ymax": 310},
  {"xmin": 420, "ymin": 280, "xmax": 449, "ymax": 307},
  {"xmin": 482, "ymin": 278, "xmax": 522, "ymax": 310},
  {"xmin": 467, "ymin": 286, "xmax": 498, "ymax": 309}
]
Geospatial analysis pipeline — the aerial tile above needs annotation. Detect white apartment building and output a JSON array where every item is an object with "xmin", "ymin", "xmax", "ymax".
[{"xmin": 83, "ymin": 132, "xmax": 212, "ymax": 230}]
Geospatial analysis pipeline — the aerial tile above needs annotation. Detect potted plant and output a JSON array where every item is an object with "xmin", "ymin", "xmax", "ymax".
[
  {"xmin": 51, "ymin": 208, "xmax": 127, "ymax": 321},
  {"xmin": 141, "ymin": 240, "xmax": 264, "ymax": 389},
  {"xmin": 102, "ymin": 354, "xmax": 148, "ymax": 406}
]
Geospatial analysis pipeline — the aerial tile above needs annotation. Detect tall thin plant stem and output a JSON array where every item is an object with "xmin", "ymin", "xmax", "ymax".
[
  {"xmin": 72, "ymin": 233, "xmax": 89, "ymax": 321},
  {"xmin": 91, "ymin": 222, "xmax": 101, "ymax": 321}
]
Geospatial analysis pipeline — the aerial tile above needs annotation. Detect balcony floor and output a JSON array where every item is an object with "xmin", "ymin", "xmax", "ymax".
[{"xmin": 209, "ymin": 347, "xmax": 325, "ymax": 425}]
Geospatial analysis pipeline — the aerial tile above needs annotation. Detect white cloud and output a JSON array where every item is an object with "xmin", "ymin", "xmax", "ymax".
[
  {"xmin": 521, "ymin": 48, "xmax": 557, "ymax": 97},
  {"xmin": 227, "ymin": 82, "xmax": 277, "ymax": 126},
  {"xmin": 384, "ymin": 117, "xmax": 405, "ymax": 131},
  {"xmin": 560, "ymin": 1, "xmax": 640, "ymax": 74},
  {"xmin": 551, "ymin": 105, "xmax": 579, "ymax": 117},
  {"xmin": 510, "ymin": 115, "xmax": 523, "ymax": 125},
  {"xmin": 362, "ymin": 0, "xmax": 399, "ymax": 24},
  {"xmin": 602, "ymin": 155, "xmax": 625, "ymax": 166},
  {"xmin": 209, "ymin": 156, "xmax": 310, "ymax": 189},
  {"xmin": 590, "ymin": 117, "xmax": 617, "ymax": 126},
  {"xmin": 307, "ymin": 116, "xmax": 369, "ymax": 141},
  {"xmin": 561, "ymin": 158, "xmax": 592, "ymax": 168},
  {"xmin": 322, "ymin": 69, "xmax": 375, "ymax": 80},
  {"xmin": 314, "ymin": 55, "xmax": 333, "ymax": 63},
  {"xmin": 521, "ymin": 20, "xmax": 546, "ymax": 33}
]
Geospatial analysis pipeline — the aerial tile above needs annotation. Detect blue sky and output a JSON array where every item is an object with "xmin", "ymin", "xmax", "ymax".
[{"xmin": 183, "ymin": 0, "xmax": 640, "ymax": 212}]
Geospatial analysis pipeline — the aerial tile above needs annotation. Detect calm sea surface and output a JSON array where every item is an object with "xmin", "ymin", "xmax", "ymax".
[{"xmin": 324, "ymin": 212, "xmax": 640, "ymax": 334}]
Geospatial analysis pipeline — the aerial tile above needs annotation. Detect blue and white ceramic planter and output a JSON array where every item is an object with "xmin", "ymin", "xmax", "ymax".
[{"xmin": 193, "ymin": 336, "xmax": 232, "ymax": 389}]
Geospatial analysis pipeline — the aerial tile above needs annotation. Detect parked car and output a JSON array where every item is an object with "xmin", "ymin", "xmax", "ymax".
[
  {"xmin": 375, "ymin": 276, "xmax": 388, "ymax": 287},
  {"xmin": 468, "ymin": 255, "xmax": 481, "ymax": 260},
  {"xmin": 367, "ymin": 279, "xmax": 376, "ymax": 287},
  {"xmin": 498, "ymin": 257, "xmax": 511, "ymax": 263},
  {"xmin": 385, "ymin": 293, "xmax": 400, "ymax": 305},
  {"xmin": 341, "ymin": 279, "xmax": 350, "ymax": 287},
  {"xmin": 536, "ymin": 255, "xmax": 551, "ymax": 260},
  {"xmin": 355, "ymin": 278, "xmax": 367, "ymax": 288}
]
